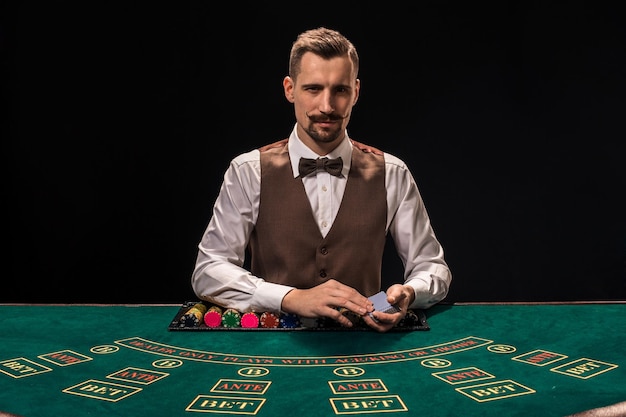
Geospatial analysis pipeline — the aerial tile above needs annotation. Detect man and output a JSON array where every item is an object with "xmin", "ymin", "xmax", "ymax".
[{"xmin": 191, "ymin": 27, "xmax": 451, "ymax": 332}]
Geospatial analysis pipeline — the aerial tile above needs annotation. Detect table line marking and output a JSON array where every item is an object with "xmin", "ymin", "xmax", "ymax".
[{"xmin": 113, "ymin": 336, "xmax": 493, "ymax": 367}]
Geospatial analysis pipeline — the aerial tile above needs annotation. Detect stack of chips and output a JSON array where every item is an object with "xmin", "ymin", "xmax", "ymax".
[
  {"xmin": 259, "ymin": 312, "xmax": 280, "ymax": 328},
  {"xmin": 203, "ymin": 305, "xmax": 223, "ymax": 328},
  {"xmin": 338, "ymin": 307, "xmax": 362, "ymax": 326},
  {"xmin": 314, "ymin": 317, "xmax": 334, "ymax": 328},
  {"xmin": 241, "ymin": 312, "xmax": 260, "ymax": 328},
  {"xmin": 398, "ymin": 310, "xmax": 419, "ymax": 328},
  {"xmin": 180, "ymin": 302, "xmax": 207, "ymax": 327},
  {"xmin": 299, "ymin": 317, "xmax": 319, "ymax": 328},
  {"xmin": 279, "ymin": 312, "xmax": 301, "ymax": 329},
  {"xmin": 221, "ymin": 308, "xmax": 242, "ymax": 328}
]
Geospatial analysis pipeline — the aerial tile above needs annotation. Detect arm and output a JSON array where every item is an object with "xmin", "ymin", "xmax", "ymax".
[
  {"xmin": 384, "ymin": 154, "xmax": 452, "ymax": 310},
  {"xmin": 364, "ymin": 155, "xmax": 451, "ymax": 332},
  {"xmin": 191, "ymin": 150, "xmax": 293, "ymax": 313}
]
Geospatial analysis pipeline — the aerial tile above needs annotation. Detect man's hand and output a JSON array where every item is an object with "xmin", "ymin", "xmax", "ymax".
[
  {"xmin": 362, "ymin": 284, "xmax": 416, "ymax": 333},
  {"xmin": 281, "ymin": 279, "xmax": 374, "ymax": 328}
]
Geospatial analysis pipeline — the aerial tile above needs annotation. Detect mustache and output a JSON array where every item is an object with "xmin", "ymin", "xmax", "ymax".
[{"xmin": 306, "ymin": 111, "xmax": 349, "ymax": 122}]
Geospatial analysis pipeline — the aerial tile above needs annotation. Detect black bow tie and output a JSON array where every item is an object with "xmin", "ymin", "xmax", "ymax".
[{"xmin": 298, "ymin": 157, "xmax": 343, "ymax": 178}]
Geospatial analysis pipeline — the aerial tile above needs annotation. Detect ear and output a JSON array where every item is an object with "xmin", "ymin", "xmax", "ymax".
[
  {"xmin": 352, "ymin": 78, "xmax": 361, "ymax": 105},
  {"xmin": 283, "ymin": 76, "xmax": 295, "ymax": 103}
]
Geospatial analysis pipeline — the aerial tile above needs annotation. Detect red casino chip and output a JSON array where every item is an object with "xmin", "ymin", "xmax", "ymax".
[
  {"xmin": 259, "ymin": 312, "xmax": 280, "ymax": 328},
  {"xmin": 204, "ymin": 306, "xmax": 223, "ymax": 328},
  {"xmin": 241, "ymin": 312, "xmax": 260, "ymax": 328}
]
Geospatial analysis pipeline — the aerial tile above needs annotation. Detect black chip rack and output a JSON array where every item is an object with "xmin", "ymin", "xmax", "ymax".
[{"xmin": 168, "ymin": 301, "xmax": 430, "ymax": 332}]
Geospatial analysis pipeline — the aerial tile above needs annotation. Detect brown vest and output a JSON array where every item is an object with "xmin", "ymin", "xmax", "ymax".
[{"xmin": 249, "ymin": 139, "xmax": 387, "ymax": 297}]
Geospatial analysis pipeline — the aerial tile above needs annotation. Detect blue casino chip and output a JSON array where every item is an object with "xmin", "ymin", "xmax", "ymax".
[{"xmin": 279, "ymin": 313, "xmax": 301, "ymax": 328}]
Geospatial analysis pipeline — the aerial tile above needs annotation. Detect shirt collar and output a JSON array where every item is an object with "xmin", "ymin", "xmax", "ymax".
[{"xmin": 287, "ymin": 123, "xmax": 352, "ymax": 178}]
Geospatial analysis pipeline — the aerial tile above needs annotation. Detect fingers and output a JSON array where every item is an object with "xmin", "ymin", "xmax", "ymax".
[
  {"xmin": 319, "ymin": 279, "xmax": 373, "ymax": 316},
  {"xmin": 386, "ymin": 284, "xmax": 412, "ymax": 307},
  {"xmin": 365, "ymin": 285, "xmax": 415, "ymax": 333},
  {"xmin": 386, "ymin": 285, "xmax": 402, "ymax": 303},
  {"xmin": 281, "ymin": 280, "xmax": 373, "ymax": 323},
  {"xmin": 329, "ymin": 308, "xmax": 359, "ymax": 328},
  {"xmin": 362, "ymin": 312, "xmax": 398, "ymax": 333},
  {"xmin": 282, "ymin": 280, "xmax": 417, "ymax": 332}
]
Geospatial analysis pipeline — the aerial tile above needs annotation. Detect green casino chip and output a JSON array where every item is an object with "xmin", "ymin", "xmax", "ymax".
[{"xmin": 221, "ymin": 308, "xmax": 241, "ymax": 328}]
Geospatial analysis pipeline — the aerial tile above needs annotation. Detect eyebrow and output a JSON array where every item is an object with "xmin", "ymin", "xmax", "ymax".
[{"xmin": 299, "ymin": 82, "xmax": 353, "ymax": 91}]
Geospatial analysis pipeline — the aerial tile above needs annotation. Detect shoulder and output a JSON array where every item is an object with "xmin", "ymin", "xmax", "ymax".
[
  {"xmin": 350, "ymin": 139, "xmax": 408, "ymax": 170},
  {"xmin": 229, "ymin": 138, "xmax": 289, "ymax": 172},
  {"xmin": 382, "ymin": 152, "xmax": 408, "ymax": 171},
  {"xmin": 231, "ymin": 148, "xmax": 260, "ymax": 169},
  {"xmin": 226, "ymin": 149, "xmax": 262, "ymax": 189},
  {"xmin": 259, "ymin": 138, "xmax": 288, "ymax": 153},
  {"xmin": 350, "ymin": 139, "xmax": 383, "ymax": 155},
  {"xmin": 232, "ymin": 138, "xmax": 288, "ymax": 166}
]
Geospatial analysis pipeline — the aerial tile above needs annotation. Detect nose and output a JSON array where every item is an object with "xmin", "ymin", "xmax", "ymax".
[{"xmin": 318, "ymin": 91, "xmax": 335, "ymax": 114}]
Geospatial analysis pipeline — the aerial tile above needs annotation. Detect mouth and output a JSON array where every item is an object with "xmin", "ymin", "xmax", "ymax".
[
  {"xmin": 314, "ymin": 119, "xmax": 337, "ymax": 125},
  {"xmin": 311, "ymin": 116, "xmax": 342, "ymax": 125},
  {"xmin": 312, "ymin": 120, "xmax": 340, "ymax": 131},
  {"xmin": 307, "ymin": 112, "xmax": 346, "ymax": 124}
]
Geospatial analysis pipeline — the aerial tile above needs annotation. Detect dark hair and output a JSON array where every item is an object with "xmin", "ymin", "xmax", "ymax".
[{"xmin": 288, "ymin": 27, "xmax": 359, "ymax": 81}]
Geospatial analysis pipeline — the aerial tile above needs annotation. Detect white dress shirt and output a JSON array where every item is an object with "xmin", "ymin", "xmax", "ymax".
[{"xmin": 192, "ymin": 124, "xmax": 451, "ymax": 313}]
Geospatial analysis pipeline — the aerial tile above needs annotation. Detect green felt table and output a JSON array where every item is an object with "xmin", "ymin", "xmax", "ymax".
[{"xmin": 1, "ymin": 302, "xmax": 624, "ymax": 417}]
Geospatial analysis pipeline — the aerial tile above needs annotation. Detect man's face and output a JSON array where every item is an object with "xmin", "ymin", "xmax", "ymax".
[{"xmin": 283, "ymin": 52, "xmax": 360, "ymax": 152}]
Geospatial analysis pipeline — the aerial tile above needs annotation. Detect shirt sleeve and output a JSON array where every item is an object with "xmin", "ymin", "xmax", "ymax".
[
  {"xmin": 384, "ymin": 153, "xmax": 452, "ymax": 309},
  {"xmin": 190, "ymin": 149, "xmax": 294, "ymax": 313}
]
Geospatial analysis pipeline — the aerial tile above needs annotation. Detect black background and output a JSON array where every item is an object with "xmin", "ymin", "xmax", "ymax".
[{"xmin": 6, "ymin": 2, "xmax": 625, "ymax": 303}]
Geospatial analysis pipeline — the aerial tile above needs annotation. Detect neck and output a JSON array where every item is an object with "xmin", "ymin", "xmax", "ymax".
[{"xmin": 296, "ymin": 125, "xmax": 345, "ymax": 156}]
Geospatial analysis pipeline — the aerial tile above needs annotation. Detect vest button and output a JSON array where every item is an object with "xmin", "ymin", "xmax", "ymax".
[
  {"xmin": 319, "ymin": 270, "xmax": 327, "ymax": 278},
  {"xmin": 320, "ymin": 246, "xmax": 328, "ymax": 255}
]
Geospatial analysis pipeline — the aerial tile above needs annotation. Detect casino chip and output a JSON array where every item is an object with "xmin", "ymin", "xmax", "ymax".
[
  {"xmin": 180, "ymin": 302, "xmax": 207, "ymax": 327},
  {"xmin": 338, "ymin": 307, "xmax": 362, "ymax": 326},
  {"xmin": 204, "ymin": 305, "xmax": 223, "ymax": 328},
  {"xmin": 259, "ymin": 311, "xmax": 280, "ymax": 328},
  {"xmin": 279, "ymin": 312, "xmax": 301, "ymax": 329},
  {"xmin": 314, "ymin": 317, "xmax": 334, "ymax": 329},
  {"xmin": 398, "ymin": 309, "xmax": 419, "ymax": 328},
  {"xmin": 299, "ymin": 317, "xmax": 318, "ymax": 328},
  {"xmin": 241, "ymin": 312, "xmax": 260, "ymax": 328},
  {"xmin": 221, "ymin": 308, "xmax": 242, "ymax": 328}
]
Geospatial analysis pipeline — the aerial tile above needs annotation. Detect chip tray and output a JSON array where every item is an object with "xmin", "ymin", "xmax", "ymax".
[{"xmin": 168, "ymin": 301, "xmax": 430, "ymax": 332}]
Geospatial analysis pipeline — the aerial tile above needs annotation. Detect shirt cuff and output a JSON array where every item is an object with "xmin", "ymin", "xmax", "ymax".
[
  {"xmin": 406, "ymin": 274, "xmax": 440, "ymax": 310},
  {"xmin": 253, "ymin": 281, "xmax": 295, "ymax": 313}
]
